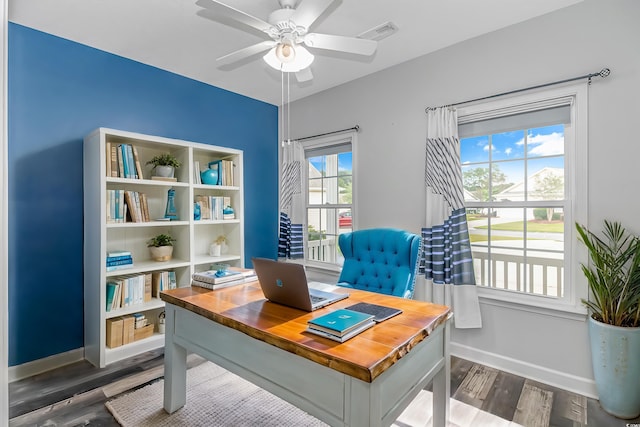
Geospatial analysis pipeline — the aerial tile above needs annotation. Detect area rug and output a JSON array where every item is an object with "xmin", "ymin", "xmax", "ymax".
[{"xmin": 106, "ymin": 361, "xmax": 520, "ymax": 427}]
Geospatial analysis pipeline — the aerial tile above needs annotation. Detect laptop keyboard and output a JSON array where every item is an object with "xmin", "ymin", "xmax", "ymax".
[{"xmin": 310, "ymin": 294, "xmax": 327, "ymax": 303}]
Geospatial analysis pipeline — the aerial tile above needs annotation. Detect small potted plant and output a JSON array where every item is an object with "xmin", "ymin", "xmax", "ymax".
[
  {"xmin": 147, "ymin": 233, "xmax": 176, "ymax": 261},
  {"xmin": 146, "ymin": 153, "xmax": 182, "ymax": 178}
]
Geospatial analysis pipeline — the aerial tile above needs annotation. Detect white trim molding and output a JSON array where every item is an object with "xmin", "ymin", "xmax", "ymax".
[{"xmin": 8, "ymin": 348, "xmax": 85, "ymax": 383}]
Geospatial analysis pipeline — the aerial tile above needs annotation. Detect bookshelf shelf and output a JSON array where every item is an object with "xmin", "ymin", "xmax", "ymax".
[
  {"xmin": 104, "ymin": 333, "xmax": 166, "ymax": 366},
  {"xmin": 105, "ymin": 298, "xmax": 165, "ymax": 320},
  {"xmin": 84, "ymin": 127, "xmax": 245, "ymax": 367}
]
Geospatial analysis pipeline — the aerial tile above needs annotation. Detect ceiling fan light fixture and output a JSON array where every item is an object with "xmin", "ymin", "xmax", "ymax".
[
  {"xmin": 264, "ymin": 44, "xmax": 314, "ymax": 73},
  {"xmin": 275, "ymin": 41, "xmax": 296, "ymax": 63}
]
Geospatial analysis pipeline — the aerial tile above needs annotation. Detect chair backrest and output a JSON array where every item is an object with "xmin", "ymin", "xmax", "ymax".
[{"xmin": 337, "ymin": 228, "xmax": 421, "ymax": 298}]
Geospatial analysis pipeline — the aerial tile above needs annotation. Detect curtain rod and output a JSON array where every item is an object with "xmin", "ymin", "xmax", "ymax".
[
  {"xmin": 425, "ymin": 67, "xmax": 611, "ymax": 113},
  {"xmin": 294, "ymin": 125, "xmax": 360, "ymax": 142}
]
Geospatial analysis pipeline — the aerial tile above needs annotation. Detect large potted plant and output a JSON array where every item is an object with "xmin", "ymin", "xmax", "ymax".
[
  {"xmin": 146, "ymin": 153, "xmax": 181, "ymax": 178},
  {"xmin": 576, "ymin": 220, "xmax": 640, "ymax": 419},
  {"xmin": 147, "ymin": 233, "xmax": 176, "ymax": 262}
]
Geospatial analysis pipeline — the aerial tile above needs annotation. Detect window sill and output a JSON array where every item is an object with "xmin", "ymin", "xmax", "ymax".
[{"xmin": 476, "ymin": 287, "xmax": 588, "ymax": 321}]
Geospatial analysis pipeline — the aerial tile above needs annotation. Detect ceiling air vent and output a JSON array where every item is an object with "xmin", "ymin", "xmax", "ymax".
[{"xmin": 358, "ymin": 21, "xmax": 399, "ymax": 41}]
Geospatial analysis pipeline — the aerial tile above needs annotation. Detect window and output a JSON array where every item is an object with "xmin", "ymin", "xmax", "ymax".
[
  {"xmin": 302, "ymin": 133, "xmax": 355, "ymax": 269},
  {"xmin": 458, "ymin": 86, "xmax": 587, "ymax": 309}
]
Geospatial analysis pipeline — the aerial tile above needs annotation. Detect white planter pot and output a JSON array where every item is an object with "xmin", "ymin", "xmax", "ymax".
[
  {"xmin": 155, "ymin": 165, "xmax": 175, "ymax": 178},
  {"xmin": 149, "ymin": 245, "xmax": 173, "ymax": 262},
  {"xmin": 209, "ymin": 244, "xmax": 221, "ymax": 257}
]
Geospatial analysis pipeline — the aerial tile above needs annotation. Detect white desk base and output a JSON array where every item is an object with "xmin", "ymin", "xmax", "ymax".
[{"xmin": 163, "ymin": 304, "xmax": 450, "ymax": 427}]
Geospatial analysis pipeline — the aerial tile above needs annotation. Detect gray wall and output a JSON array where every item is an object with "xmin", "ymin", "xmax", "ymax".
[{"xmin": 288, "ymin": 0, "xmax": 640, "ymax": 396}]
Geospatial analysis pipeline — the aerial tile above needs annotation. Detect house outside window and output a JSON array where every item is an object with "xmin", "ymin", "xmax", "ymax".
[
  {"xmin": 457, "ymin": 85, "xmax": 587, "ymax": 311},
  {"xmin": 302, "ymin": 132, "xmax": 355, "ymax": 270}
]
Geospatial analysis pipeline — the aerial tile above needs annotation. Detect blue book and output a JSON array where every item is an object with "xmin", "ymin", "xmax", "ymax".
[
  {"xmin": 106, "ymin": 258, "xmax": 133, "ymax": 267},
  {"xmin": 107, "ymin": 254, "xmax": 133, "ymax": 262},
  {"xmin": 120, "ymin": 144, "xmax": 129, "ymax": 178},
  {"xmin": 307, "ymin": 308, "xmax": 374, "ymax": 336},
  {"xmin": 106, "ymin": 282, "xmax": 118, "ymax": 312},
  {"xmin": 126, "ymin": 144, "xmax": 136, "ymax": 179}
]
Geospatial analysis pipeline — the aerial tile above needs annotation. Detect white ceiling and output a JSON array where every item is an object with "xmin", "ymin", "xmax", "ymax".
[{"xmin": 10, "ymin": 0, "xmax": 583, "ymax": 106}]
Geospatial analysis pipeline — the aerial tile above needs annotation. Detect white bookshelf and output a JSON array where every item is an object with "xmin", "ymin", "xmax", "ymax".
[{"xmin": 83, "ymin": 128, "xmax": 244, "ymax": 367}]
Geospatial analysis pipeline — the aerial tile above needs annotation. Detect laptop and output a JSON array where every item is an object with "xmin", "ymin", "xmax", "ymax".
[{"xmin": 251, "ymin": 257, "xmax": 349, "ymax": 311}]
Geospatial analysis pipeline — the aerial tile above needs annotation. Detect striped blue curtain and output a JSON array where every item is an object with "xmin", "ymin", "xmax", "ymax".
[
  {"xmin": 279, "ymin": 141, "xmax": 305, "ymax": 259},
  {"xmin": 278, "ymin": 212, "xmax": 304, "ymax": 259},
  {"xmin": 421, "ymin": 207, "xmax": 475, "ymax": 285},
  {"xmin": 419, "ymin": 107, "xmax": 482, "ymax": 329}
]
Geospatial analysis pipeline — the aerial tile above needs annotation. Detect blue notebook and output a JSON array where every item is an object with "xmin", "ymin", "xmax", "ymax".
[{"xmin": 308, "ymin": 308, "xmax": 374, "ymax": 336}]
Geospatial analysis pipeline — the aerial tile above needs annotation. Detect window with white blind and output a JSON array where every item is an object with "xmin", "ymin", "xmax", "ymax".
[{"xmin": 457, "ymin": 85, "xmax": 587, "ymax": 310}]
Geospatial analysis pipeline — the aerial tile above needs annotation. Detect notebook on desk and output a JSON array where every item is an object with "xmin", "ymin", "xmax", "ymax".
[{"xmin": 252, "ymin": 257, "xmax": 349, "ymax": 312}]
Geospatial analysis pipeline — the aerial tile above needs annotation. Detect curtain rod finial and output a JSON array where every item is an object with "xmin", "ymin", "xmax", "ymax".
[{"xmin": 599, "ymin": 68, "xmax": 611, "ymax": 78}]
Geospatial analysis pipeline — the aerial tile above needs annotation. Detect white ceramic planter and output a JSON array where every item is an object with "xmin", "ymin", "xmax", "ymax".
[
  {"xmin": 155, "ymin": 165, "xmax": 175, "ymax": 178},
  {"xmin": 149, "ymin": 245, "xmax": 173, "ymax": 262}
]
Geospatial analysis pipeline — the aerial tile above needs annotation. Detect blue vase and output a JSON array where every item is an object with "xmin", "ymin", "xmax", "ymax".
[
  {"xmin": 589, "ymin": 316, "xmax": 640, "ymax": 419},
  {"xmin": 201, "ymin": 161, "xmax": 219, "ymax": 185}
]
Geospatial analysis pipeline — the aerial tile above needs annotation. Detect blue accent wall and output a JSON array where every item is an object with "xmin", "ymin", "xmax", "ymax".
[{"xmin": 8, "ymin": 23, "xmax": 279, "ymax": 366}]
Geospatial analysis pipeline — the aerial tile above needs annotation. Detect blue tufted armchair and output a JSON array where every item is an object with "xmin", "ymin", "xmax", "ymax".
[{"xmin": 337, "ymin": 228, "xmax": 421, "ymax": 299}]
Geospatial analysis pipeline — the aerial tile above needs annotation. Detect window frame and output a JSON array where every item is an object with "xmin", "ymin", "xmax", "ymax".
[
  {"xmin": 457, "ymin": 84, "xmax": 588, "ymax": 316},
  {"xmin": 300, "ymin": 131, "xmax": 357, "ymax": 272}
]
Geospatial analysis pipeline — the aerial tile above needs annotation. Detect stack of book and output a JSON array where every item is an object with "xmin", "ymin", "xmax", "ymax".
[
  {"xmin": 151, "ymin": 270, "xmax": 177, "ymax": 297},
  {"xmin": 106, "ymin": 250, "xmax": 133, "ymax": 271},
  {"xmin": 306, "ymin": 308, "xmax": 375, "ymax": 343},
  {"xmin": 191, "ymin": 268, "xmax": 257, "ymax": 290},
  {"xmin": 106, "ymin": 142, "xmax": 144, "ymax": 180},
  {"xmin": 105, "ymin": 273, "xmax": 152, "ymax": 311}
]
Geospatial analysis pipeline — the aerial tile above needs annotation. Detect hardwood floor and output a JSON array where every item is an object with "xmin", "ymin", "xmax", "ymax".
[{"xmin": 8, "ymin": 350, "xmax": 638, "ymax": 426}]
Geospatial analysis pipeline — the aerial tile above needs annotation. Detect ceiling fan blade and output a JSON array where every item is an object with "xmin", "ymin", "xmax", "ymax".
[
  {"xmin": 217, "ymin": 40, "xmax": 276, "ymax": 66},
  {"xmin": 290, "ymin": 0, "xmax": 339, "ymax": 30},
  {"xmin": 196, "ymin": 0, "xmax": 272, "ymax": 33},
  {"xmin": 303, "ymin": 33, "xmax": 377, "ymax": 56},
  {"xmin": 295, "ymin": 67, "xmax": 314, "ymax": 82}
]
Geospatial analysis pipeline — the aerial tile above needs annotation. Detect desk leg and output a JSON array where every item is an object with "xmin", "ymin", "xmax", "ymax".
[
  {"xmin": 432, "ymin": 319, "xmax": 450, "ymax": 427},
  {"xmin": 163, "ymin": 305, "xmax": 187, "ymax": 414}
]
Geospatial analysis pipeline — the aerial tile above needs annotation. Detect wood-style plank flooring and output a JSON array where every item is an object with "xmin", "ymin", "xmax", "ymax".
[{"xmin": 8, "ymin": 349, "xmax": 639, "ymax": 426}]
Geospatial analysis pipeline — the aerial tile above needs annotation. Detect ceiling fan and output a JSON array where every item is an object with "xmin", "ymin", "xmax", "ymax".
[{"xmin": 195, "ymin": 0, "xmax": 378, "ymax": 82}]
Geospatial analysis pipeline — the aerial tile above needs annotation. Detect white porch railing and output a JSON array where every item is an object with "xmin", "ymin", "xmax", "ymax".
[
  {"xmin": 307, "ymin": 238, "xmax": 338, "ymax": 263},
  {"xmin": 472, "ymin": 251, "xmax": 564, "ymax": 297}
]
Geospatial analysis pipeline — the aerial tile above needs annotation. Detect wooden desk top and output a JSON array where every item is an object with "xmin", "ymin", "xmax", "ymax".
[{"xmin": 161, "ymin": 282, "xmax": 451, "ymax": 383}]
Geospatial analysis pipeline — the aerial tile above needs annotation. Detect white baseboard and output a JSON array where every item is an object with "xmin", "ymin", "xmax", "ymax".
[
  {"xmin": 8, "ymin": 348, "xmax": 84, "ymax": 383},
  {"xmin": 451, "ymin": 342, "xmax": 597, "ymax": 399}
]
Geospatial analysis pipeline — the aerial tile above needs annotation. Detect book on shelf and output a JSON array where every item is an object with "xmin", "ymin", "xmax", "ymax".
[
  {"xmin": 106, "ymin": 253, "xmax": 132, "ymax": 262},
  {"xmin": 307, "ymin": 308, "xmax": 375, "ymax": 338},
  {"xmin": 125, "ymin": 144, "xmax": 136, "ymax": 179},
  {"xmin": 194, "ymin": 161, "xmax": 202, "ymax": 184},
  {"xmin": 306, "ymin": 321, "xmax": 375, "ymax": 343},
  {"xmin": 106, "ymin": 282, "xmax": 118, "ymax": 312},
  {"xmin": 105, "ymin": 273, "xmax": 151, "ymax": 310},
  {"xmin": 106, "ymin": 257, "xmax": 133, "ymax": 267},
  {"xmin": 107, "ymin": 250, "xmax": 131, "ymax": 257},
  {"xmin": 132, "ymin": 145, "xmax": 144, "ymax": 180},
  {"xmin": 151, "ymin": 270, "xmax": 176, "ymax": 297},
  {"xmin": 106, "ymin": 263, "xmax": 135, "ymax": 272},
  {"xmin": 121, "ymin": 315, "xmax": 135, "ymax": 344}
]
